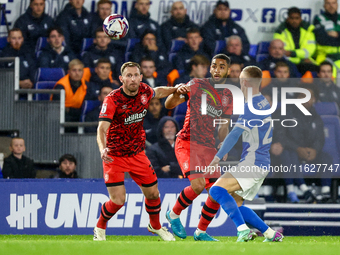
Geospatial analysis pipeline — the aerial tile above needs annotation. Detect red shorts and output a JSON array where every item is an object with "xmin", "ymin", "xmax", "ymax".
[
  {"xmin": 103, "ymin": 151, "xmax": 157, "ymax": 187},
  {"xmin": 175, "ymin": 138, "xmax": 220, "ymax": 188}
]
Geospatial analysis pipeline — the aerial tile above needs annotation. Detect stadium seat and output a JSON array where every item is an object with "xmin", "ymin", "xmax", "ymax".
[
  {"xmin": 0, "ymin": 36, "xmax": 7, "ymax": 50},
  {"xmin": 126, "ymin": 38, "xmax": 140, "ymax": 52},
  {"xmin": 81, "ymin": 38, "xmax": 94, "ymax": 52},
  {"xmin": 257, "ymin": 41, "xmax": 270, "ymax": 54},
  {"xmin": 248, "ymin": 44, "xmax": 258, "ymax": 57},
  {"xmin": 35, "ymin": 81, "xmax": 57, "ymax": 100},
  {"xmin": 315, "ymin": 102, "xmax": 339, "ymax": 116},
  {"xmin": 80, "ymin": 100, "xmax": 101, "ymax": 122},
  {"xmin": 256, "ymin": 53, "xmax": 268, "ymax": 63},
  {"xmin": 35, "ymin": 37, "xmax": 47, "ymax": 53},
  {"xmin": 35, "ymin": 68, "xmax": 65, "ymax": 82},
  {"xmin": 169, "ymin": 52, "xmax": 177, "ymax": 66},
  {"xmin": 173, "ymin": 102, "xmax": 188, "ymax": 129},
  {"xmin": 170, "ymin": 39, "xmax": 185, "ymax": 53},
  {"xmin": 214, "ymin": 40, "xmax": 226, "ymax": 55}
]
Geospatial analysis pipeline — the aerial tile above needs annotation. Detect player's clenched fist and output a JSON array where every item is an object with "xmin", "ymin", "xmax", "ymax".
[{"xmin": 175, "ymin": 83, "xmax": 190, "ymax": 95}]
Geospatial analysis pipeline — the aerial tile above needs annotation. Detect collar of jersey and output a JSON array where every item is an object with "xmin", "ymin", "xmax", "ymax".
[{"xmin": 121, "ymin": 87, "xmax": 138, "ymax": 99}]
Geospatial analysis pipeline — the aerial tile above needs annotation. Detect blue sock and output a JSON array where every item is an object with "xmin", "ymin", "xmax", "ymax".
[
  {"xmin": 209, "ymin": 186, "xmax": 245, "ymax": 228},
  {"xmin": 239, "ymin": 205, "xmax": 269, "ymax": 233}
]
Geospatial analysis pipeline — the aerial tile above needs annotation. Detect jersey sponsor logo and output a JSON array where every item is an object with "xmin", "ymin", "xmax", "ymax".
[
  {"xmin": 141, "ymin": 94, "xmax": 148, "ymax": 105},
  {"xmin": 101, "ymin": 103, "xmax": 107, "ymax": 113},
  {"xmin": 205, "ymin": 104, "xmax": 223, "ymax": 117},
  {"xmin": 124, "ymin": 109, "xmax": 147, "ymax": 125}
]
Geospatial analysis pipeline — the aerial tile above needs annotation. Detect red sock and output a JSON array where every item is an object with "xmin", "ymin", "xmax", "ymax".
[
  {"xmin": 96, "ymin": 200, "xmax": 123, "ymax": 229},
  {"xmin": 173, "ymin": 186, "xmax": 199, "ymax": 215},
  {"xmin": 145, "ymin": 197, "xmax": 162, "ymax": 230},
  {"xmin": 198, "ymin": 196, "xmax": 220, "ymax": 231}
]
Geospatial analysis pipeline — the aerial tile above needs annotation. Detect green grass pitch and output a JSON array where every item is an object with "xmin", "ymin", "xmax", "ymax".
[{"xmin": 1, "ymin": 235, "xmax": 340, "ymax": 255}]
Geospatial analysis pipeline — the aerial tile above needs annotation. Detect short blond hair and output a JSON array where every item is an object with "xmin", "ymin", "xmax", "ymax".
[
  {"xmin": 242, "ymin": 66, "xmax": 262, "ymax": 86},
  {"xmin": 68, "ymin": 59, "xmax": 84, "ymax": 70},
  {"xmin": 120, "ymin": 62, "xmax": 141, "ymax": 75}
]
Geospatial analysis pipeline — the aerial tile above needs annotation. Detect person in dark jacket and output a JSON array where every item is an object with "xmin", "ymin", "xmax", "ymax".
[
  {"xmin": 200, "ymin": 0, "xmax": 250, "ymax": 56},
  {"xmin": 55, "ymin": 0, "xmax": 92, "ymax": 55},
  {"xmin": 38, "ymin": 27, "xmax": 76, "ymax": 72},
  {"xmin": 140, "ymin": 57, "xmax": 164, "ymax": 88},
  {"xmin": 0, "ymin": 28, "xmax": 36, "ymax": 89},
  {"xmin": 56, "ymin": 154, "xmax": 78, "ymax": 178},
  {"xmin": 82, "ymin": 28, "xmax": 122, "ymax": 83},
  {"xmin": 2, "ymin": 137, "xmax": 35, "ymax": 179},
  {"xmin": 146, "ymin": 116, "xmax": 183, "ymax": 178},
  {"xmin": 279, "ymin": 83, "xmax": 332, "ymax": 203},
  {"xmin": 173, "ymin": 28, "xmax": 210, "ymax": 71},
  {"xmin": 13, "ymin": 0, "xmax": 54, "ymax": 51},
  {"xmin": 160, "ymin": 1, "xmax": 199, "ymax": 52},
  {"xmin": 91, "ymin": 0, "xmax": 112, "ymax": 34}
]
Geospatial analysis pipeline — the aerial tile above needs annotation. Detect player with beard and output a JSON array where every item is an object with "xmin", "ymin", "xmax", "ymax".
[
  {"xmin": 164, "ymin": 54, "xmax": 233, "ymax": 241},
  {"xmin": 94, "ymin": 62, "xmax": 186, "ymax": 242}
]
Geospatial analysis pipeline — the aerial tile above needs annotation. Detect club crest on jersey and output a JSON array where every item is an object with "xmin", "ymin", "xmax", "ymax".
[
  {"xmin": 104, "ymin": 173, "xmax": 109, "ymax": 182},
  {"xmin": 141, "ymin": 94, "xmax": 148, "ymax": 105},
  {"xmin": 101, "ymin": 103, "xmax": 107, "ymax": 113},
  {"xmin": 222, "ymin": 95, "xmax": 229, "ymax": 107},
  {"xmin": 183, "ymin": 161, "xmax": 189, "ymax": 170}
]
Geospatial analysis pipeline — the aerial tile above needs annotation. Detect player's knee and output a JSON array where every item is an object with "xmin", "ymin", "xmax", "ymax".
[
  {"xmin": 191, "ymin": 179, "xmax": 205, "ymax": 194},
  {"xmin": 145, "ymin": 190, "xmax": 159, "ymax": 200},
  {"xmin": 110, "ymin": 193, "xmax": 126, "ymax": 205}
]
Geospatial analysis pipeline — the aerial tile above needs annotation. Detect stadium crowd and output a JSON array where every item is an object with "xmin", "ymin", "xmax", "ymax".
[{"xmin": 1, "ymin": 0, "xmax": 340, "ymax": 204}]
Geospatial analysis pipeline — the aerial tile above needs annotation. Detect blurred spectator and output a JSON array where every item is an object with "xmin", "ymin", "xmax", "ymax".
[
  {"xmin": 313, "ymin": 0, "xmax": 340, "ymax": 65},
  {"xmin": 38, "ymin": 27, "xmax": 76, "ymax": 72},
  {"xmin": 85, "ymin": 58, "xmax": 119, "ymax": 100},
  {"xmin": 0, "ymin": 28, "xmax": 36, "ymax": 89},
  {"xmin": 131, "ymin": 30, "xmax": 169, "ymax": 73},
  {"xmin": 146, "ymin": 116, "xmax": 183, "ymax": 178},
  {"xmin": 91, "ymin": 0, "xmax": 112, "ymax": 34},
  {"xmin": 316, "ymin": 61, "xmax": 340, "ymax": 107},
  {"xmin": 258, "ymin": 39, "xmax": 300, "ymax": 78},
  {"xmin": 85, "ymin": 86, "xmax": 113, "ymax": 133},
  {"xmin": 280, "ymin": 83, "xmax": 332, "ymax": 203},
  {"xmin": 201, "ymin": 0, "xmax": 250, "ymax": 56},
  {"xmin": 174, "ymin": 54, "xmax": 210, "ymax": 84},
  {"xmin": 173, "ymin": 28, "xmax": 210, "ymax": 71},
  {"xmin": 82, "ymin": 27, "xmax": 122, "ymax": 83},
  {"xmin": 160, "ymin": 1, "xmax": 199, "ymax": 52},
  {"xmin": 52, "ymin": 59, "xmax": 87, "ymax": 123},
  {"xmin": 129, "ymin": 0, "xmax": 162, "ymax": 48},
  {"xmin": 2, "ymin": 137, "xmax": 35, "ymax": 179},
  {"xmin": 140, "ymin": 57, "xmax": 163, "ymax": 88},
  {"xmin": 274, "ymin": 7, "xmax": 317, "ymax": 75},
  {"xmin": 222, "ymin": 35, "xmax": 256, "ymax": 67},
  {"xmin": 55, "ymin": 0, "xmax": 92, "ymax": 55},
  {"xmin": 57, "ymin": 154, "xmax": 78, "ymax": 178},
  {"xmin": 13, "ymin": 0, "xmax": 54, "ymax": 50},
  {"xmin": 227, "ymin": 61, "xmax": 242, "ymax": 87},
  {"xmin": 143, "ymin": 97, "xmax": 165, "ymax": 145}
]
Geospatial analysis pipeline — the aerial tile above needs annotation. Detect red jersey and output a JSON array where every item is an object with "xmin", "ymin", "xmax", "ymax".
[
  {"xmin": 177, "ymin": 78, "xmax": 233, "ymax": 148},
  {"xmin": 99, "ymin": 83, "xmax": 154, "ymax": 157}
]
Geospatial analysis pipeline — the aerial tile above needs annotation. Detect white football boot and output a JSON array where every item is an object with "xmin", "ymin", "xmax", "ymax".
[
  {"xmin": 147, "ymin": 224, "xmax": 176, "ymax": 241},
  {"xmin": 93, "ymin": 226, "xmax": 106, "ymax": 241}
]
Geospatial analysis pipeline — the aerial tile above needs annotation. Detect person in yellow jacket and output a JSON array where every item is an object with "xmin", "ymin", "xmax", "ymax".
[
  {"xmin": 52, "ymin": 59, "xmax": 88, "ymax": 123},
  {"xmin": 274, "ymin": 7, "xmax": 317, "ymax": 75}
]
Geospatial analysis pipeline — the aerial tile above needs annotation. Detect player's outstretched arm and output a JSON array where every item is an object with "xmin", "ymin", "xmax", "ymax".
[
  {"xmin": 153, "ymin": 86, "xmax": 177, "ymax": 99},
  {"xmin": 97, "ymin": 121, "xmax": 113, "ymax": 163}
]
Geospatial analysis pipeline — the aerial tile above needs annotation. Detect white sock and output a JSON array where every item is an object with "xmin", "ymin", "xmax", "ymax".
[
  {"xmin": 263, "ymin": 228, "xmax": 276, "ymax": 239},
  {"xmin": 300, "ymin": 184, "xmax": 308, "ymax": 193},
  {"xmin": 321, "ymin": 186, "xmax": 330, "ymax": 194},
  {"xmin": 169, "ymin": 210, "xmax": 180, "ymax": 219},
  {"xmin": 287, "ymin": 184, "xmax": 295, "ymax": 194},
  {"xmin": 236, "ymin": 224, "xmax": 249, "ymax": 232},
  {"xmin": 195, "ymin": 228, "xmax": 206, "ymax": 235}
]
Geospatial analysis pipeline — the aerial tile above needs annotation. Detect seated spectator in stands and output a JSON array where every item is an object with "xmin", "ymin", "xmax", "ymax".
[
  {"xmin": 55, "ymin": 0, "xmax": 92, "ymax": 55},
  {"xmin": 173, "ymin": 28, "xmax": 210, "ymax": 71},
  {"xmin": 13, "ymin": 0, "xmax": 54, "ymax": 51},
  {"xmin": 201, "ymin": 0, "xmax": 250, "ymax": 56},
  {"xmin": 85, "ymin": 58, "xmax": 119, "ymax": 100},
  {"xmin": 129, "ymin": 0, "xmax": 162, "ymax": 47},
  {"xmin": 0, "ymin": 28, "xmax": 36, "ymax": 90},
  {"xmin": 316, "ymin": 61, "xmax": 340, "ymax": 107},
  {"xmin": 144, "ymin": 98, "xmax": 165, "ymax": 145},
  {"xmin": 85, "ymin": 86, "xmax": 113, "ymax": 133},
  {"xmin": 91, "ymin": 0, "xmax": 112, "ymax": 35},
  {"xmin": 313, "ymin": 0, "xmax": 340, "ymax": 66},
  {"xmin": 140, "ymin": 57, "xmax": 163, "ymax": 88},
  {"xmin": 38, "ymin": 27, "xmax": 76, "ymax": 72},
  {"xmin": 258, "ymin": 39, "xmax": 300, "ymax": 78},
  {"xmin": 131, "ymin": 30, "xmax": 169, "ymax": 74},
  {"xmin": 222, "ymin": 35, "xmax": 256, "ymax": 67},
  {"xmin": 146, "ymin": 116, "xmax": 182, "ymax": 178},
  {"xmin": 52, "ymin": 59, "xmax": 87, "ymax": 123},
  {"xmin": 82, "ymin": 28, "xmax": 122, "ymax": 83},
  {"xmin": 57, "ymin": 154, "xmax": 78, "ymax": 178},
  {"xmin": 160, "ymin": 1, "xmax": 199, "ymax": 52},
  {"xmin": 280, "ymin": 83, "xmax": 332, "ymax": 203},
  {"xmin": 2, "ymin": 137, "xmax": 35, "ymax": 179},
  {"xmin": 261, "ymin": 62, "xmax": 295, "ymax": 102},
  {"xmin": 227, "ymin": 61, "xmax": 242, "ymax": 87},
  {"xmin": 274, "ymin": 7, "xmax": 317, "ymax": 75},
  {"xmin": 174, "ymin": 54, "xmax": 210, "ymax": 84}
]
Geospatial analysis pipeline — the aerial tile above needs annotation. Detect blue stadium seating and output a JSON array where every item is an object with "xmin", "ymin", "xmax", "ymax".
[
  {"xmin": 34, "ymin": 81, "xmax": 57, "ymax": 100},
  {"xmin": 315, "ymin": 102, "xmax": 339, "ymax": 116},
  {"xmin": 80, "ymin": 100, "xmax": 101, "ymax": 122},
  {"xmin": 0, "ymin": 36, "xmax": 7, "ymax": 50},
  {"xmin": 125, "ymin": 38, "xmax": 140, "ymax": 62},
  {"xmin": 248, "ymin": 44, "xmax": 258, "ymax": 57},
  {"xmin": 35, "ymin": 37, "xmax": 47, "ymax": 53},
  {"xmin": 170, "ymin": 39, "xmax": 185, "ymax": 53},
  {"xmin": 257, "ymin": 41, "xmax": 270, "ymax": 54},
  {"xmin": 35, "ymin": 68, "xmax": 65, "ymax": 82},
  {"xmin": 173, "ymin": 102, "xmax": 187, "ymax": 129},
  {"xmin": 256, "ymin": 53, "xmax": 268, "ymax": 63},
  {"xmin": 214, "ymin": 40, "xmax": 226, "ymax": 55},
  {"xmin": 81, "ymin": 38, "xmax": 94, "ymax": 52}
]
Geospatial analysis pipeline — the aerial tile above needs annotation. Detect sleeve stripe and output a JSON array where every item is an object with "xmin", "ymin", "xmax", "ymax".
[{"xmin": 99, "ymin": 118, "xmax": 112, "ymax": 123}]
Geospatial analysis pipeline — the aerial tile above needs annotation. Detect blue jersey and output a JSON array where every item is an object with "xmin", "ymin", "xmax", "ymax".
[{"xmin": 235, "ymin": 94, "xmax": 273, "ymax": 169}]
